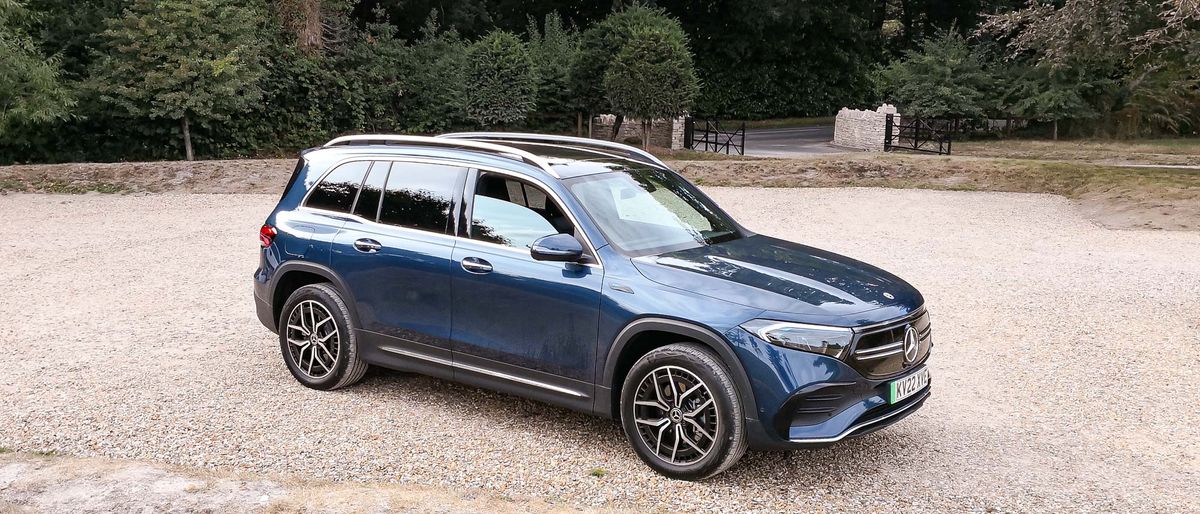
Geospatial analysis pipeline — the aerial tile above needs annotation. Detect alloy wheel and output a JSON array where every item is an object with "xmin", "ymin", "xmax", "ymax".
[
  {"xmin": 632, "ymin": 365, "xmax": 719, "ymax": 465},
  {"xmin": 284, "ymin": 300, "xmax": 341, "ymax": 379}
]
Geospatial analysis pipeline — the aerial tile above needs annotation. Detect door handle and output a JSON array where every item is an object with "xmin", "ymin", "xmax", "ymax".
[
  {"xmin": 460, "ymin": 257, "xmax": 493, "ymax": 274},
  {"xmin": 353, "ymin": 238, "xmax": 382, "ymax": 253}
]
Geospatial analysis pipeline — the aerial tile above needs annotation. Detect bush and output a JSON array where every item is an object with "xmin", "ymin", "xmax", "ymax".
[{"xmin": 464, "ymin": 30, "xmax": 536, "ymax": 127}]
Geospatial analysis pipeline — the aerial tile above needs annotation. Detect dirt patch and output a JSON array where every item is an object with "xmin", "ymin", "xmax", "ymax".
[
  {"xmin": 0, "ymin": 453, "xmax": 607, "ymax": 514},
  {"xmin": 0, "ymin": 159, "xmax": 296, "ymax": 195},
  {"xmin": 3, "ymin": 155, "xmax": 1198, "ymax": 230}
]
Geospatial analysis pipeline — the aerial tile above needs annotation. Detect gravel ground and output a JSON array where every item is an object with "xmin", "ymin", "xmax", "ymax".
[{"xmin": 1, "ymin": 188, "xmax": 1198, "ymax": 512}]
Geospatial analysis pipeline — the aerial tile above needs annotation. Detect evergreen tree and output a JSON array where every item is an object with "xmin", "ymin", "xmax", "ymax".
[
  {"xmin": 90, "ymin": 0, "xmax": 266, "ymax": 160},
  {"xmin": 877, "ymin": 30, "xmax": 993, "ymax": 119},
  {"xmin": 603, "ymin": 27, "xmax": 699, "ymax": 150},
  {"xmin": 569, "ymin": 5, "xmax": 688, "ymax": 136},
  {"xmin": 464, "ymin": 30, "xmax": 536, "ymax": 127},
  {"xmin": 526, "ymin": 12, "xmax": 580, "ymax": 133}
]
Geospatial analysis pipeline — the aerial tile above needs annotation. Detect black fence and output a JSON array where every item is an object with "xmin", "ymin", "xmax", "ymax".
[
  {"xmin": 884, "ymin": 115, "xmax": 952, "ymax": 155},
  {"xmin": 684, "ymin": 117, "xmax": 745, "ymax": 155}
]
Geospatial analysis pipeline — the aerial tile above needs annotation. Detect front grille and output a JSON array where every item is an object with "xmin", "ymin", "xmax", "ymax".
[{"xmin": 848, "ymin": 309, "xmax": 931, "ymax": 379}]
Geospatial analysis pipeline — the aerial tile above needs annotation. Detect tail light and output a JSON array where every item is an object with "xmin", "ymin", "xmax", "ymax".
[{"xmin": 259, "ymin": 224, "xmax": 277, "ymax": 248}]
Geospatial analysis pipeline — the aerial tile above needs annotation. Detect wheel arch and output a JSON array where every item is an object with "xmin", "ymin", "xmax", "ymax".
[
  {"xmin": 269, "ymin": 261, "xmax": 361, "ymax": 330},
  {"xmin": 599, "ymin": 318, "xmax": 759, "ymax": 425}
]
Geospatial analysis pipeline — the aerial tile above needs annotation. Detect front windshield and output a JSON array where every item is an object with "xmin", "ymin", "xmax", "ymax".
[{"xmin": 566, "ymin": 165, "xmax": 742, "ymax": 256}]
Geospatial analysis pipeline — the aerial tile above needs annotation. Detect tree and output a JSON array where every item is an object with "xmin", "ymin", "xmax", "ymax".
[
  {"xmin": 463, "ymin": 30, "xmax": 536, "ymax": 127},
  {"xmin": 569, "ymin": 5, "xmax": 687, "ymax": 137},
  {"xmin": 1007, "ymin": 64, "xmax": 1100, "ymax": 140},
  {"xmin": 90, "ymin": 0, "xmax": 266, "ymax": 160},
  {"xmin": 603, "ymin": 28, "xmax": 699, "ymax": 150},
  {"xmin": 0, "ymin": 0, "xmax": 73, "ymax": 140},
  {"xmin": 876, "ymin": 29, "xmax": 993, "ymax": 119},
  {"xmin": 526, "ymin": 12, "xmax": 580, "ymax": 133}
]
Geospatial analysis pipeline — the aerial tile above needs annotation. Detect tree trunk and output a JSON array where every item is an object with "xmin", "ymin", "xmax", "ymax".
[
  {"xmin": 587, "ymin": 113, "xmax": 593, "ymax": 138},
  {"xmin": 611, "ymin": 114, "xmax": 624, "ymax": 141},
  {"xmin": 1052, "ymin": 119, "xmax": 1058, "ymax": 141},
  {"xmin": 643, "ymin": 120, "xmax": 651, "ymax": 151},
  {"xmin": 182, "ymin": 115, "xmax": 194, "ymax": 161},
  {"xmin": 576, "ymin": 112, "xmax": 583, "ymax": 137}
]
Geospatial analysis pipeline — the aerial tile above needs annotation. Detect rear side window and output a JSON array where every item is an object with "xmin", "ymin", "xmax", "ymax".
[
  {"xmin": 306, "ymin": 161, "xmax": 370, "ymax": 213},
  {"xmin": 378, "ymin": 163, "xmax": 466, "ymax": 234},
  {"xmin": 351, "ymin": 161, "xmax": 390, "ymax": 219}
]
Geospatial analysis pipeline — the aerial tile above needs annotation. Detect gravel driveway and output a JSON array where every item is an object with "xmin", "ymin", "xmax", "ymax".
[{"xmin": 2, "ymin": 188, "xmax": 1197, "ymax": 512}]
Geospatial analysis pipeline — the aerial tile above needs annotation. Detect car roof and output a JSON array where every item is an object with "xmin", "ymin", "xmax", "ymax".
[{"xmin": 308, "ymin": 134, "xmax": 668, "ymax": 182}]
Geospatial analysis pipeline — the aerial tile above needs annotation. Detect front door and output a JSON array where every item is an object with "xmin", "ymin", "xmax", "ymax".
[{"xmin": 450, "ymin": 171, "xmax": 603, "ymax": 410}]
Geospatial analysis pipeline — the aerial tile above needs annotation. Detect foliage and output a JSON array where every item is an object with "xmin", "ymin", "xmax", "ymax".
[
  {"xmin": 526, "ymin": 11, "xmax": 580, "ymax": 131},
  {"xmin": 463, "ymin": 30, "xmax": 536, "ymax": 126},
  {"xmin": 0, "ymin": 0, "xmax": 74, "ymax": 140},
  {"xmin": 569, "ymin": 5, "xmax": 688, "ymax": 116},
  {"xmin": 394, "ymin": 14, "xmax": 469, "ymax": 133},
  {"xmin": 604, "ymin": 28, "xmax": 699, "ymax": 123},
  {"xmin": 981, "ymin": 0, "xmax": 1200, "ymax": 136},
  {"xmin": 89, "ymin": 0, "xmax": 267, "ymax": 158},
  {"xmin": 876, "ymin": 30, "xmax": 993, "ymax": 118}
]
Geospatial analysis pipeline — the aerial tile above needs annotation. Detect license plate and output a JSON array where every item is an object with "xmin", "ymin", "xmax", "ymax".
[{"xmin": 888, "ymin": 367, "xmax": 930, "ymax": 404}]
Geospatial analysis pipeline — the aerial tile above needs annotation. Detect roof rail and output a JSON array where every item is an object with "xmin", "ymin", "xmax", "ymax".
[
  {"xmin": 438, "ymin": 132, "xmax": 669, "ymax": 169},
  {"xmin": 322, "ymin": 134, "xmax": 559, "ymax": 178}
]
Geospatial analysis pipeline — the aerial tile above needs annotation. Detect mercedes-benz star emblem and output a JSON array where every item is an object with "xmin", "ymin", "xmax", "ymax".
[{"xmin": 902, "ymin": 326, "xmax": 919, "ymax": 364}]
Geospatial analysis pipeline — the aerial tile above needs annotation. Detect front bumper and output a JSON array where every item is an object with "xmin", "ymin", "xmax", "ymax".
[{"xmin": 724, "ymin": 326, "xmax": 932, "ymax": 449}]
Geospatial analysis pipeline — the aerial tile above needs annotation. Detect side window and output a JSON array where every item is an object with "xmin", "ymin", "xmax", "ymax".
[
  {"xmin": 351, "ymin": 161, "xmax": 390, "ymax": 220},
  {"xmin": 470, "ymin": 173, "xmax": 575, "ymax": 249},
  {"xmin": 378, "ymin": 163, "xmax": 465, "ymax": 234},
  {"xmin": 306, "ymin": 161, "xmax": 370, "ymax": 213}
]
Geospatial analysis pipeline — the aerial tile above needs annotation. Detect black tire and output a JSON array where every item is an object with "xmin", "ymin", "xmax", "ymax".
[
  {"xmin": 277, "ymin": 283, "xmax": 368, "ymax": 391},
  {"xmin": 619, "ymin": 343, "xmax": 748, "ymax": 480}
]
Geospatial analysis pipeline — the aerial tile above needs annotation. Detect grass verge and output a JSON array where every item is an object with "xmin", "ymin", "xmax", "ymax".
[
  {"xmin": 672, "ymin": 153, "xmax": 1200, "ymax": 230},
  {"xmin": 954, "ymin": 138, "xmax": 1200, "ymax": 166}
]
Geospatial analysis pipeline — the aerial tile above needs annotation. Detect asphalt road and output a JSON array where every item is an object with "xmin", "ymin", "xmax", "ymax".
[{"xmin": 742, "ymin": 125, "xmax": 841, "ymax": 157}]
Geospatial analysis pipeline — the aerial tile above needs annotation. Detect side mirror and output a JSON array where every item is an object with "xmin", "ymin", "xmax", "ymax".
[{"xmin": 530, "ymin": 233, "xmax": 584, "ymax": 262}]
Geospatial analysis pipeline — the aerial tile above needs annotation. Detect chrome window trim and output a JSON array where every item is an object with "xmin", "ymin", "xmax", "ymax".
[
  {"xmin": 462, "ymin": 166, "xmax": 604, "ymax": 269},
  {"xmin": 379, "ymin": 345, "xmax": 587, "ymax": 398},
  {"xmin": 300, "ymin": 156, "xmax": 604, "ymax": 269}
]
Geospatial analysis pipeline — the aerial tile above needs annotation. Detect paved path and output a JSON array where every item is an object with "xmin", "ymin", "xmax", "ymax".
[{"xmin": 743, "ymin": 125, "xmax": 843, "ymax": 157}]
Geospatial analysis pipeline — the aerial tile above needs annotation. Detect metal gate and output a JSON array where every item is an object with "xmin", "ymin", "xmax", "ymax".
[
  {"xmin": 885, "ymin": 115, "xmax": 952, "ymax": 155},
  {"xmin": 684, "ymin": 117, "xmax": 745, "ymax": 155}
]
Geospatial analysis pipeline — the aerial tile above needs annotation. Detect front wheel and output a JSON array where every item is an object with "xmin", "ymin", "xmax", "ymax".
[{"xmin": 620, "ymin": 343, "xmax": 748, "ymax": 480}]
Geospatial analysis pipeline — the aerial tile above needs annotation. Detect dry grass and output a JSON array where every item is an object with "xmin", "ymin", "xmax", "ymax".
[
  {"xmin": 672, "ymin": 154, "xmax": 1200, "ymax": 230},
  {"xmin": 954, "ymin": 138, "xmax": 1200, "ymax": 165}
]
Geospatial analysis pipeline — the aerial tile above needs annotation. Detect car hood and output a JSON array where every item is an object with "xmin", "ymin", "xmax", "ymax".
[{"xmin": 631, "ymin": 235, "xmax": 923, "ymax": 322}]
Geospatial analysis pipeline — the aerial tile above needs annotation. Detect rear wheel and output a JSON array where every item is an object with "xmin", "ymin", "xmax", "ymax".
[
  {"xmin": 278, "ymin": 283, "xmax": 368, "ymax": 390},
  {"xmin": 620, "ymin": 343, "xmax": 747, "ymax": 480}
]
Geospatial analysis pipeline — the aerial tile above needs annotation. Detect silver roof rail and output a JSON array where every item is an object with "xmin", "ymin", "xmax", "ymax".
[
  {"xmin": 323, "ymin": 134, "xmax": 559, "ymax": 178},
  {"xmin": 438, "ymin": 132, "xmax": 670, "ymax": 169}
]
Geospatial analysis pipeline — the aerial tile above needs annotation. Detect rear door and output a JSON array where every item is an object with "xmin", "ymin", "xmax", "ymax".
[{"xmin": 329, "ymin": 160, "xmax": 468, "ymax": 379}]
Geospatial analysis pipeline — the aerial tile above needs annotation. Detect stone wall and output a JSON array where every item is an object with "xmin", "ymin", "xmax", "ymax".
[
  {"xmin": 590, "ymin": 115, "xmax": 686, "ymax": 149},
  {"xmin": 833, "ymin": 104, "xmax": 899, "ymax": 152}
]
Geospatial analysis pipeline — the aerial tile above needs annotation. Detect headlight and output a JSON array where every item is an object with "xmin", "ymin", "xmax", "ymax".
[{"xmin": 740, "ymin": 320, "xmax": 853, "ymax": 359}]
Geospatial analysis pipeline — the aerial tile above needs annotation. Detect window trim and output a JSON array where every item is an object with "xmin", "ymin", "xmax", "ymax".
[
  {"xmin": 302, "ymin": 159, "xmax": 374, "ymax": 214},
  {"xmin": 299, "ymin": 156, "xmax": 603, "ymax": 268},
  {"xmin": 463, "ymin": 169, "xmax": 601, "ymax": 266}
]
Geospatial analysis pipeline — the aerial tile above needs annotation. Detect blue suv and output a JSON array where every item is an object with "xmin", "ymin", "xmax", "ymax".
[{"xmin": 254, "ymin": 133, "xmax": 932, "ymax": 480}]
